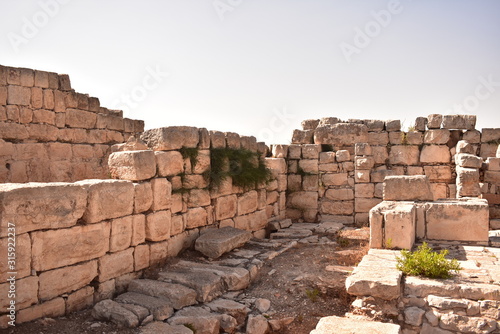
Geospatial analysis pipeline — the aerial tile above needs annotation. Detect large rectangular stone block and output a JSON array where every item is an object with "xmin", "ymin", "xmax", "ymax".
[
  {"xmin": 108, "ymin": 150, "xmax": 156, "ymax": 181},
  {"xmin": 146, "ymin": 210, "xmax": 171, "ymax": 241},
  {"xmin": 383, "ymin": 175, "xmax": 433, "ymax": 201},
  {"xmin": 0, "ymin": 183, "xmax": 87, "ymax": 236},
  {"xmin": 233, "ymin": 210, "xmax": 267, "ymax": 231},
  {"xmin": 32, "ymin": 222, "xmax": 110, "ymax": 271},
  {"xmin": 215, "ymin": 195, "xmax": 237, "ymax": 220},
  {"xmin": 423, "ymin": 166, "xmax": 452, "ymax": 182},
  {"xmin": 322, "ymin": 173, "xmax": 348, "ymax": 186},
  {"xmin": 7, "ymin": 85, "xmax": 31, "ymax": 105},
  {"xmin": 355, "ymin": 198, "xmax": 382, "ymax": 213},
  {"xmin": 442, "ymin": 115, "xmax": 476, "ymax": 130},
  {"xmin": 425, "ymin": 199, "xmax": 489, "ymax": 242},
  {"xmin": 237, "ymin": 190, "xmax": 258, "ymax": 215},
  {"xmin": 39, "ymin": 260, "xmax": 98, "ymax": 301},
  {"xmin": 110, "ymin": 216, "xmax": 133, "ymax": 252},
  {"xmin": 133, "ymin": 182, "xmax": 153, "ymax": 213},
  {"xmin": 314, "ymin": 123, "xmax": 368, "ymax": 146},
  {"xmin": 420, "ymin": 145, "xmax": 451, "ymax": 163},
  {"xmin": 287, "ymin": 191, "xmax": 318, "ymax": 210},
  {"xmin": 141, "ymin": 126, "xmax": 199, "ymax": 150},
  {"xmin": 155, "ymin": 151, "xmax": 184, "ymax": 177},
  {"xmin": 481, "ymin": 128, "xmax": 500, "ymax": 143},
  {"xmin": 185, "ymin": 207, "xmax": 208, "ymax": 229},
  {"xmin": 0, "ymin": 233, "xmax": 31, "ymax": 281},
  {"xmin": 423, "ymin": 129, "xmax": 450, "ymax": 144},
  {"xmin": 321, "ymin": 200, "xmax": 353, "ymax": 215},
  {"xmin": 77, "ymin": 180, "xmax": 134, "ymax": 224},
  {"xmin": 369, "ymin": 201, "xmax": 416, "ymax": 249},
  {"xmin": 98, "ymin": 248, "xmax": 134, "ymax": 282},
  {"xmin": 389, "ymin": 145, "xmax": 419, "ymax": 165},
  {"xmin": 0, "ymin": 276, "xmax": 38, "ymax": 310},
  {"xmin": 65, "ymin": 108, "xmax": 97, "ymax": 128}
]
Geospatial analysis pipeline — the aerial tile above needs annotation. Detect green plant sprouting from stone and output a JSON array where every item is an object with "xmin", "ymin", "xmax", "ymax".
[
  {"xmin": 207, "ymin": 147, "xmax": 272, "ymax": 191},
  {"xmin": 396, "ymin": 242, "xmax": 461, "ymax": 279},
  {"xmin": 305, "ymin": 288, "xmax": 321, "ymax": 302},
  {"xmin": 179, "ymin": 147, "xmax": 199, "ymax": 168}
]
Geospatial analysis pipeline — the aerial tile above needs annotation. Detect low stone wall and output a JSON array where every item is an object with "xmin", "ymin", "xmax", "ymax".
[
  {"xmin": 0, "ymin": 127, "xmax": 287, "ymax": 328},
  {"xmin": 0, "ymin": 65, "xmax": 144, "ymax": 183}
]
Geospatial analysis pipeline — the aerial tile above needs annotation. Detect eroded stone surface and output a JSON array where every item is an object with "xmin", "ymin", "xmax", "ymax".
[
  {"xmin": 311, "ymin": 315, "xmax": 401, "ymax": 334},
  {"xmin": 195, "ymin": 227, "xmax": 252, "ymax": 259}
]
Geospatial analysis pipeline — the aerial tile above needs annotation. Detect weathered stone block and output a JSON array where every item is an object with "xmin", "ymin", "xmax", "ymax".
[
  {"xmin": 420, "ymin": 145, "xmax": 451, "ymax": 163},
  {"xmin": 423, "ymin": 166, "xmax": 452, "ymax": 182},
  {"xmin": 66, "ymin": 286, "xmax": 95, "ymax": 314},
  {"xmin": 383, "ymin": 175, "xmax": 433, "ymax": 201},
  {"xmin": 301, "ymin": 119, "xmax": 320, "ymax": 130},
  {"xmin": 146, "ymin": 210, "xmax": 171, "ymax": 241},
  {"xmin": 271, "ymin": 144, "xmax": 288, "ymax": 158},
  {"xmin": 426, "ymin": 199, "xmax": 489, "ymax": 242},
  {"xmin": 187, "ymin": 189, "xmax": 210, "ymax": 208},
  {"xmin": 215, "ymin": 194, "xmax": 237, "ymax": 220},
  {"xmin": 233, "ymin": 210, "xmax": 267, "ymax": 231},
  {"xmin": 153, "ymin": 151, "xmax": 184, "ymax": 177},
  {"xmin": 335, "ymin": 150, "xmax": 350, "ymax": 162},
  {"xmin": 150, "ymin": 178, "xmax": 172, "ymax": 211},
  {"xmin": 7, "ymin": 85, "xmax": 31, "ymax": 105},
  {"xmin": 389, "ymin": 145, "xmax": 419, "ymax": 165},
  {"xmin": 130, "ymin": 214, "xmax": 146, "ymax": 246},
  {"xmin": 16, "ymin": 297, "xmax": 65, "ymax": 325},
  {"xmin": 192, "ymin": 150, "xmax": 210, "ymax": 174},
  {"xmin": 32, "ymin": 222, "xmax": 110, "ymax": 271},
  {"xmin": 98, "ymin": 248, "xmax": 135, "ymax": 282},
  {"xmin": 65, "ymin": 108, "xmax": 97, "ymax": 128},
  {"xmin": 302, "ymin": 174, "xmax": 319, "ymax": 191},
  {"xmin": 355, "ymin": 156, "xmax": 374, "ymax": 169},
  {"xmin": 298, "ymin": 159, "xmax": 318, "ymax": 174},
  {"xmin": 325, "ymin": 188, "xmax": 354, "ymax": 201},
  {"xmin": 456, "ymin": 167, "xmax": 480, "ymax": 197},
  {"xmin": 485, "ymin": 171, "xmax": 500, "ymax": 184},
  {"xmin": 110, "ymin": 216, "xmax": 133, "ymax": 252},
  {"xmin": 414, "ymin": 117, "xmax": 427, "ymax": 131},
  {"xmin": 133, "ymin": 244, "xmax": 150, "ymax": 271},
  {"xmin": 424, "ymin": 129, "xmax": 450, "ymax": 144},
  {"xmin": 133, "ymin": 182, "xmax": 152, "ymax": 213},
  {"xmin": 195, "ymin": 227, "xmax": 252, "ymax": 259},
  {"xmin": 355, "ymin": 183, "xmax": 374, "ymax": 198},
  {"xmin": 322, "ymin": 173, "xmax": 348, "ymax": 186},
  {"xmin": 456, "ymin": 140, "xmax": 476, "ymax": 154},
  {"xmin": 0, "ymin": 276, "xmax": 38, "ymax": 310},
  {"xmin": 238, "ymin": 190, "xmax": 258, "ymax": 215},
  {"xmin": 480, "ymin": 143, "xmax": 498, "ymax": 158},
  {"xmin": 141, "ymin": 126, "xmax": 199, "ymax": 150},
  {"xmin": 463, "ymin": 130, "xmax": 481, "ymax": 144},
  {"xmin": 77, "ymin": 180, "xmax": 134, "ymax": 224},
  {"xmin": 301, "ymin": 144, "xmax": 321, "ymax": 159},
  {"xmin": 321, "ymin": 200, "xmax": 353, "ymax": 215},
  {"xmin": 371, "ymin": 146, "xmax": 388, "ymax": 164},
  {"xmin": 314, "ymin": 123, "xmax": 368, "ymax": 146},
  {"xmin": 185, "ymin": 207, "xmax": 208, "ymax": 229},
  {"xmin": 265, "ymin": 158, "xmax": 287, "ymax": 175},
  {"xmin": 354, "ymin": 143, "xmax": 371, "ymax": 156},
  {"xmin": 486, "ymin": 157, "xmax": 500, "ymax": 171},
  {"xmin": 481, "ymin": 128, "xmax": 500, "ymax": 143},
  {"xmin": 427, "ymin": 114, "xmax": 442, "ymax": 129},
  {"xmin": 0, "ymin": 233, "xmax": 31, "ymax": 281},
  {"xmin": 39, "ymin": 260, "xmax": 98, "ymax": 301},
  {"xmin": 406, "ymin": 131, "xmax": 423, "ymax": 145},
  {"xmin": 291, "ymin": 129, "xmax": 314, "ymax": 144},
  {"xmin": 355, "ymin": 198, "xmax": 382, "ymax": 213},
  {"xmin": 0, "ymin": 183, "xmax": 87, "ymax": 237},
  {"xmin": 388, "ymin": 132, "xmax": 404, "ymax": 145},
  {"xmin": 455, "ymin": 153, "xmax": 482, "ymax": 168},
  {"xmin": 385, "ymin": 119, "xmax": 400, "ymax": 132},
  {"xmin": 311, "ymin": 315, "xmax": 401, "ymax": 334},
  {"xmin": 442, "ymin": 114, "xmax": 476, "ymax": 130},
  {"xmin": 108, "ymin": 150, "xmax": 156, "ymax": 181}
]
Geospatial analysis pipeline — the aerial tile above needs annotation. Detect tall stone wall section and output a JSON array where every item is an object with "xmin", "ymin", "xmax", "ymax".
[
  {"xmin": 0, "ymin": 127, "xmax": 286, "ymax": 328},
  {"xmin": 0, "ymin": 65, "xmax": 144, "ymax": 183},
  {"xmin": 280, "ymin": 115, "xmax": 500, "ymax": 228}
]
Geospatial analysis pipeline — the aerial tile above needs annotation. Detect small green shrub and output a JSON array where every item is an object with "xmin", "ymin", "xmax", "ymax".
[
  {"xmin": 305, "ymin": 288, "xmax": 321, "ymax": 302},
  {"xmin": 179, "ymin": 147, "xmax": 199, "ymax": 168},
  {"xmin": 396, "ymin": 242, "xmax": 461, "ymax": 279}
]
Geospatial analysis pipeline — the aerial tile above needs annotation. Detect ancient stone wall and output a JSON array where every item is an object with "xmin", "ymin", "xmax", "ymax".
[
  {"xmin": 278, "ymin": 115, "xmax": 500, "ymax": 228},
  {"xmin": 0, "ymin": 65, "xmax": 144, "ymax": 182}
]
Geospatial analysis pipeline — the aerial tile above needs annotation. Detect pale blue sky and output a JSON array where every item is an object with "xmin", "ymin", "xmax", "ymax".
[{"xmin": 1, "ymin": 0, "xmax": 500, "ymax": 144}]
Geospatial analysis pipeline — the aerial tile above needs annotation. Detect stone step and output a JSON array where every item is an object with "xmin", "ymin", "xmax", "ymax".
[
  {"xmin": 206, "ymin": 298, "xmax": 250, "ymax": 326},
  {"xmin": 115, "ymin": 292, "xmax": 174, "ymax": 321},
  {"xmin": 168, "ymin": 306, "xmax": 229, "ymax": 334},
  {"xmin": 92, "ymin": 299, "xmax": 141, "ymax": 328},
  {"xmin": 270, "ymin": 229, "xmax": 313, "ymax": 239},
  {"xmin": 140, "ymin": 321, "xmax": 193, "ymax": 334},
  {"xmin": 127, "ymin": 279, "xmax": 197, "ymax": 310},
  {"xmin": 195, "ymin": 226, "xmax": 252, "ymax": 259},
  {"xmin": 310, "ymin": 316, "xmax": 401, "ymax": 334}
]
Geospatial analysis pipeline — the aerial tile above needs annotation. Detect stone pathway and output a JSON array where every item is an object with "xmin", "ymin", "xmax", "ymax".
[{"xmin": 92, "ymin": 219, "xmax": 345, "ymax": 334}]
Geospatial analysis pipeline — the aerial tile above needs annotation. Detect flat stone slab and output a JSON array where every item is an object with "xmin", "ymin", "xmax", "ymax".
[
  {"xmin": 310, "ymin": 316, "xmax": 401, "ymax": 334},
  {"xmin": 127, "ymin": 279, "xmax": 197, "ymax": 310},
  {"xmin": 114, "ymin": 292, "xmax": 174, "ymax": 321},
  {"xmin": 195, "ymin": 227, "xmax": 252, "ymax": 259},
  {"xmin": 140, "ymin": 321, "xmax": 193, "ymax": 334},
  {"xmin": 168, "ymin": 307, "xmax": 221, "ymax": 334},
  {"xmin": 92, "ymin": 299, "xmax": 140, "ymax": 328},
  {"xmin": 206, "ymin": 298, "xmax": 250, "ymax": 325}
]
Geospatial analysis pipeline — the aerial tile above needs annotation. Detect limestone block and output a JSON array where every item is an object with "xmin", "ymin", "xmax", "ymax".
[
  {"xmin": 265, "ymin": 158, "xmax": 287, "ymax": 175},
  {"xmin": 414, "ymin": 117, "xmax": 427, "ymax": 131},
  {"xmin": 462, "ymin": 130, "xmax": 481, "ymax": 144},
  {"xmin": 456, "ymin": 140, "xmax": 476, "ymax": 154},
  {"xmin": 427, "ymin": 114, "xmax": 442, "ymax": 129},
  {"xmin": 355, "ymin": 198, "xmax": 382, "ymax": 213},
  {"xmin": 439, "ymin": 313, "xmax": 496, "ymax": 333},
  {"xmin": 39, "ymin": 260, "xmax": 98, "ymax": 301},
  {"xmin": 0, "ymin": 183, "xmax": 87, "ymax": 236},
  {"xmin": 108, "ymin": 150, "xmax": 156, "ymax": 181},
  {"xmin": 286, "ymin": 145, "xmax": 301, "ymax": 159},
  {"xmin": 485, "ymin": 171, "xmax": 500, "ymax": 184},
  {"xmin": 442, "ymin": 114, "xmax": 476, "ymax": 130},
  {"xmin": 480, "ymin": 143, "xmax": 498, "ymax": 158},
  {"xmin": 155, "ymin": 151, "xmax": 184, "ymax": 177},
  {"xmin": 150, "ymin": 178, "xmax": 172, "ymax": 211},
  {"xmin": 335, "ymin": 150, "xmax": 349, "ymax": 162},
  {"xmin": 98, "ymin": 248, "xmax": 134, "ymax": 282},
  {"xmin": 149, "ymin": 240, "xmax": 169, "ymax": 265},
  {"xmin": 301, "ymin": 119, "xmax": 320, "ymax": 130},
  {"xmin": 404, "ymin": 306, "xmax": 425, "ymax": 327},
  {"xmin": 77, "ymin": 180, "xmax": 134, "ymax": 224},
  {"xmin": 298, "ymin": 159, "xmax": 318, "ymax": 174},
  {"xmin": 271, "ymin": 144, "xmax": 288, "ymax": 158},
  {"xmin": 420, "ymin": 145, "xmax": 451, "ymax": 163},
  {"xmin": 455, "ymin": 153, "xmax": 482, "ymax": 168},
  {"xmin": 193, "ymin": 150, "xmax": 210, "ymax": 174},
  {"xmin": 287, "ymin": 175, "xmax": 302, "ymax": 192},
  {"xmin": 314, "ymin": 123, "xmax": 368, "ymax": 146},
  {"xmin": 302, "ymin": 174, "xmax": 319, "ymax": 191},
  {"xmin": 16, "ymin": 297, "xmax": 65, "ymax": 325},
  {"xmin": 225, "ymin": 132, "xmax": 241, "ymax": 149},
  {"xmin": 131, "ymin": 214, "xmax": 146, "ymax": 246},
  {"xmin": 486, "ymin": 157, "xmax": 500, "ymax": 171},
  {"xmin": 322, "ymin": 173, "xmax": 348, "ymax": 186},
  {"xmin": 367, "ymin": 132, "xmax": 389, "ymax": 146},
  {"xmin": 65, "ymin": 108, "xmax": 97, "ymax": 128},
  {"xmin": 134, "ymin": 244, "xmax": 150, "ymax": 271},
  {"xmin": 7, "ymin": 85, "xmax": 31, "ymax": 105},
  {"xmin": 183, "ymin": 175, "xmax": 209, "ymax": 189},
  {"xmin": 170, "ymin": 214, "xmax": 185, "ymax": 236},
  {"xmin": 389, "ymin": 145, "xmax": 419, "ymax": 165},
  {"xmin": 456, "ymin": 167, "xmax": 480, "ymax": 197},
  {"xmin": 141, "ymin": 126, "xmax": 199, "ymax": 150},
  {"xmin": 215, "ymin": 194, "xmax": 237, "ymax": 220},
  {"xmin": 372, "ymin": 145, "xmax": 388, "ymax": 164},
  {"xmin": 406, "ymin": 131, "xmax": 423, "ymax": 145},
  {"xmin": 423, "ymin": 166, "xmax": 452, "ymax": 182},
  {"xmin": 234, "ymin": 210, "xmax": 267, "ymax": 231},
  {"xmin": 185, "ymin": 207, "xmax": 208, "ymax": 229},
  {"xmin": 424, "ymin": 129, "xmax": 450, "ymax": 144},
  {"xmin": 300, "ymin": 144, "xmax": 320, "ymax": 159},
  {"xmin": 355, "ymin": 183, "xmax": 374, "ymax": 198},
  {"xmin": 370, "ymin": 202, "xmax": 416, "ymax": 249},
  {"xmin": 187, "ymin": 189, "xmax": 210, "ymax": 208},
  {"xmin": 321, "ymin": 200, "xmax": 353, "ymax": 215},
  {"xmin": 325, "ymin": 188, "xmax": 354, "ymax": 201},
  {"xmin": 481, "ymin": 128, "xmax": 500, "ymax": 143},
  {"xmin": 66, "ymin": 286, "xmax": 95, "ymax": 313},
  {"xmin": 0, "ymin": 233, "xmax": 31, "ymax": 281},
  {"xmin": 355, "ymin": 156, "xmax": 374, "ymax": 169},
  {"xmin": 426, "ymin": 199, "xmax": 489, "ymax": 241},
  {"xmin": 133, "ymin": 182, "xmax": 153, "ymax": 213},
  {"xmin": 430, "ymin": 183, "xmax": 448, "ymax": 200},
  {"xmin": 110, "ymin": 216, "xmax": 133, "ymax": 252},
  {"xmin": 383, "ymin": 175, "xmax": 433, "ymax": 201},
  {"xmin": 319, "ymin": 163, "xmax": 338, "ymax": 173},
  {"xmin": 354, "ymin": 143, "xmax": 371, "ymax": 156},
  {"xmin": 385, "ymin": 119, "xmax": 401, "ymax": 132},
  {"xmin": 240, "ymin": 135, "xmax": 257, "ymax": 151},
  {"xmin": 209, "ymin": 130, "xmax": 225, "ymax": 148},
  {"xmin": 0, "ymin": 276, "xmax": 38, "ymax": 310},
  {"xmin": 238, "ymin": 190, "xmax": 258, "ymax": 215},
  {"xmin": 311, "ymin": 315, "xmax": 401, "ymax": 334},
  {"xmin": 146, "ymin": 210, "xmax": 171, "ymax": 241},
  {"xmin": 389, "ymin": 131, "xmax": 404, "ymax": 145},
  {"xmin": 286, "ymin": 191, "xmax": 318, "ymax": 210},
  {"xmin": 195, "ymin": 227, "xmax": 252, "ymax": 259},
  {"xmin": 32, "ymin": 222, "xmax": 110, "ymax": 271},
  {"xmin": 407, "ymin": 166, "xmax": 424, "ymax": 175},
  {"xmin": 318, "ymin": 117, "xmax": 342, "ymax": 126},
  {"xmin": 291, "ymin": 129, "xmax": 314, "ymax": 144}
]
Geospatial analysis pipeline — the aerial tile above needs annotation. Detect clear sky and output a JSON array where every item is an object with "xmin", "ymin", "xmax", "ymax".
[{"xmin": 1, "ymin": 0, "xmax": 500, "ymax": 144}]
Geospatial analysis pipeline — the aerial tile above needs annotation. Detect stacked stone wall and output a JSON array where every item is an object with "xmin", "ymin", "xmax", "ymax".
[
  {"xmin": 281, "ymin": 115, "xmax": 500, "ymax": 227},
  {"xmin": 0, "ymin": 65, "xmax": 144, "ymax": 183}
]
